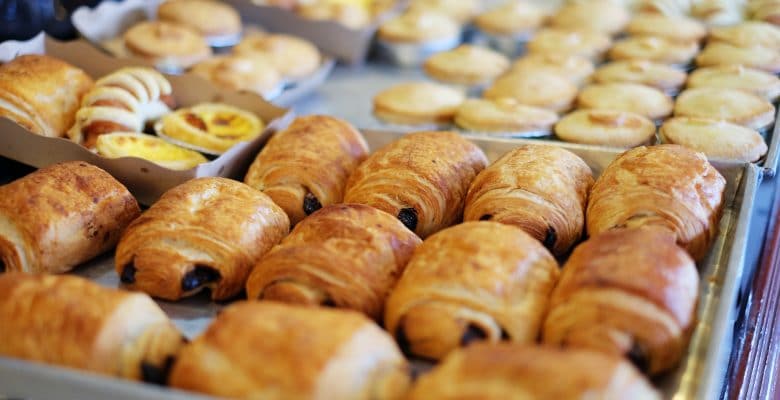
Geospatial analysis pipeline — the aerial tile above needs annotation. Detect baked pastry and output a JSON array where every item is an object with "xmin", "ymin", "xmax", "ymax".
[
  {"xmin": 157, "ymin": 0, "xmax": 242, "ymax": 38},
  {"xmin": 378, "ymin": 9, "xmax": 460, "ymax": 44},
  {"xmin": 709, "ymin": 21, "xmax": 780, "ymax": 50},
  {"xmin": 691, "ymin": 0, "xmax": 744, "ymax": 26},
  {"xmin": 527, "ymin": 28, "xmax": 612, "ymax": 61},
  {"xmin": 509, "ymin": 53, "xmax": 595, "ymax": 87},
  {"xmin": 586, "ymin": 144, "xmax": 726, "ymax": 260},
  {"xmin": 464, "ymin": 146, "xmax": 593, "ymax": 256},
  {"xmin": 626, "ymin": 14, "xmax": 707, "ymax": 42},
  {"xmin": 0, "ymin": 273, "xmax": 185, "ymax": 383},
  {"xmin": 244, "ymin": 115, "xmax": 369, "ymax": 226},
  {"xmin": 577, "ymin": 83, "xmax": 674, "ymax": 121},
  {"xmin": 474, "ymin": 1, "xmax": 545, "ymax": 37},
  {"xmin": 454, "ymin": 98, "xmax": 559, "ymax": 135},
  {"xmin": 157, "ymin": 103, "xmax": 264, "ymax": 155},
  {"xmin": 548, "ymin": 0, "xmax": 630, "ymax": 35},
  {"xmin": 406, "ymin": 343, "xmax": 661, "ymax": 399},
  {"xmin": 483, "ymin": 71, "xmax": 578, "ymax": 113},
  {"xmin": 373, "ymin": 82, "xmax": 466, "ymax": 125},
  {"xmin": 543, "ymin": 227, "xmax": 699, "ymax": 375},
  {"xmin": 169, "ymin": 301, "xmax": 409, "ymax": 399},
  {"xmin": 423, "ymin": 45, "xmax": 510, "ymax": 86},
  {"xmin": 123, "ymin": 21, "xmax": 212, "ymax": 70},
  {"xmin": 674, "ymin": 87, "xmax": 775, "ymax": 131},
  {"xmin": 555, "ymin": 109, "xmax": 657, "ymax": 148},
  {"xmin": 95, "ymin": 132, "xmax": 209, "ymax": 170},
  {"xmin": 0, "ymin": 55, "xmax": 93, "ymax": 137},
  {"xmin": 0, "ymin": 161, "xmax": 140, "ymax": 274},
  {"xmin": 234, "ymin": 33, "xmax": 321, "ymax": 80},
  {"xmin": 384, "ymin": 222, "xmax": 560, "ymax": 360},
  {"xmin": 344, "ymin": 131, "xmax": 487, "ymax": 238},
  {"xmin": 246, "ymin": 204, "xmax": 421, "ymax": 320},
  {"xmin": 751, "ymin": 1, "xmax": 780, "ymax": 25},
  {"xmin": 407, "ymin": 0, "xmax": 480, "ymax": 24},
  {"xmin": 695, "ymin": 42, "xmax": 780, "ymax": 74},
  {"xmin": 686, "ymin": 65, "xmax": 780, "ymax": 102},
  {"xmin": 660, "ymin": 117, "xmax": 768, "ymax": 162},
  {"xmin": 608, "ymin": 36, "xmax": 699, "ymax": 66},
  {"xmin": 191, "ymin": 54, "xmax": 283, "ymax": 99},
  {"xmin": 115, "ymin": 177, "xmax": 289, "ymax": 301},
  {"xmin": 296, "ymin": 2, "xmax": 372, "ymax": 29},
  {"xmin": 592, "ymin": 60, "xmax": 687, "ymax": 95},
  {"xmin": 636, "ymin": 0, "xmax": 692, "ymax": 15},
  {"xmin": 68, "ymin": 67, "xmax": 174, "ymax": 149}
]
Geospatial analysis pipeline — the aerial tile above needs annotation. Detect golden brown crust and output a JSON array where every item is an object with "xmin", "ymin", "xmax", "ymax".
[
  {"xmin": 384, "ymin": 222, "xmax": 559, "ymax": 360},
  {"xmin": 586, "ymin": 144, "xmax": 726, "ymax": 261},
  {"xmin": 674, "ymin": 87, "xmax": 776, "ymax": 131},
  {"xmin": 509, "ymin": 53, "xmax": 595, "ymax": 87},
  {"xmin": 608, "ymin": 36, "xmax": 699, "ymax": 66},
  {"xmin": 234, "ymin": 33, "xmax": 321, "ymax": 80},
  {"xmin": 0, "ymin": 273, "xmax": 184, "ymax": 381},
  {"xmin": 123, "ymin": 21, "xmax": 212, "ymax": 69},
  {"xmin": 372, "ymin": 82, "xmax": 466, "ymax": 126},
  {"xmin": 554, "ymin": 109, "xmax": 657, "ymax": 148},
  {"xmin": 344, "ymin": 131, "xmax": 487, "ymax": 238},
  {"xmin": 454, "ymin": 98, "xmax": 559, "ymax": 134},
  {"xmin": 474, "ymin": 1, "xmax": 545, "ymax": 35},
  {"xmin": 157, "ymin": 0, "xmax": 242, "ymax": 37},
  {"xmin": 246, "ymin": 204, "xmax": 421, "ymax": 320},
  {"xmin": 543, "ymin": 227, "xmax": 699, "ymax": 375},
  {"xmin": 423, "ymin": 45, "xmax": 510, "ymax": 86},
  {"xmin": 244, "ymin": 115, "xmax": 369, "ymax": 226},
  {"xmin": 659, "ymin": 117, "xmax": 768, "ymax": 162},
  {"xmin": 686, "ymin": 65, "xmax": 780, "ymax": 102},
  {"xmin": 483, "ymin": 71, "xmax": 578, "ymax": 113},
  {"xmin": 0, "ymin": 161, "xmax": 140, "ymax": 273},
  {"xmin": 695, "ymin": 42, "xmax": 780, "ymax": 74},
  {"xmin": 114, "ymin": 177, "xmax": 289, "ymax": 301},
  {"xmin": 592, "ymin": 60, "xmax": 687, "ymax": 94},
  {"xmin": 577, "ymin": 83, "xmax": 673, "ymax": 120},
  {"xmin": 190, "ymin": 54, "xmax": 282, "ymax": 98},
  {"xmin": 378, "ymin": 10, "xmax": 460, "ymax": 43},
  {"xmin": 548, "ymin": 0, "xmax": 630, "ymax": 35},
  {"xmin": 463, "ymin": 146, "xmax": 593, "ymax": 256},
  {"xmin": 169, "ymin": 301, "xmax": 409, "ymax": 400},
  {"xmin": 527, "ymin": 28, "xmax": 612, "ymax": 61}
]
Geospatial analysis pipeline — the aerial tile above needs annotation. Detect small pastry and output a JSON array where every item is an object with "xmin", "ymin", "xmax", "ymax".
[
  {"xmin": 660, "ymin": 117, "xmax": 768, "ymax": 162},
  {"xmin": 378, "ymin": 9, "xmax": 460, "ymax": 44},
  {"xmin": 0, "ymin": 55, "xmax": 93, "ymax": 137},
  {"xmin": 691, "ymin": 0, "xmax": 744, "ymax": 26},
  {"xmin": 423, "ymin": 45, "xmax": 510, "ymax": 87},
  {"xmin": 527, "ymin": 28, "xmax": 612, "ymax": 61},
  {"xmin": 454, "ymin": 98, "xmax": 559, "ymax": 135},
  {"xmin": 695, "ymin": 42, "xmax": 780, "ymax": 74},
  {"xmin": 548, "ymin": 0, "xmax": 630, "ymax": 35},
  {"xmin": 373, "ymin": 82, "xmax": 466, "ymax": 125},
  {"xmin": 474, "ymin": 1, "xmax": 546, "ymax": 37},
  {"xmin": 577, "ymin": 83, "xmax": 674, "ymax": 121},
  {"xmin": 169, "ymin": 301, "xmax": 410, "ymax": 400},
  {"xmin": 0, "ymin": 161, "xmax": 140, "ymax": 273},
  {"xmin": 674, "ymin": 87, "xmax": 775, "ymax": 131},
  {"xmin": 509, "ymin": 53, "xmax": 595, "ymax": 87},
  {"xmin": 244, "ymin": 115, "xmax": 369, "ymax": 226},
  {"xmin": 407, "ymin": 0, "xmax": 481, "ymax": 24},
  {"xmin": 157, "ymin": 103, "xmax": 264, "ymax": 154},
  {"xmin": 190, "ymin": 54, "xmax": 283, "ymax": 99},
  {"xmin": 296, "ymin": 2, "xmax": 372, "ymax": 29},
  {"xmin": 0, "ymin": 273, "xmax": 185, "ymax": 382},
  {"xmin": 464, "ymin": 146, "xmax": 593, "ymax": 256},
  {"xmin": 751, "ymin": 1, "xmax": 780, "ymax": 25},
  {"xmin": 710, "ymin": 21, "xmax": 780, "ymax": 50},
  {"xmin": 592, "ymin": 60, "xmax": 687, "ymax": 96},
  {"xmin": 95, "ymin": 132, "xmax": 209, "ymax": 170},
  {"xmin": 686, "ymin": 65, "xmax": 780, "ymax": 102},
  {"xmin": 234, "ymin": 33, "xmax": 321, "ymax": 80},
  {"xmin": 543, "ymin": 227, "xmax": 699, "ymax": 375},
  {"xmin": 123, "ymin": 21, "xmax": 212, "ymax": 70},
  {"xmin": 483, "ymin": 71, "xmax": 578, "ymax": 113},
  {"xmin": 636, "ymin": 0, "xmax": 692, "ymax": 15},
  {"xmin": 246, "ymin": 204, "xmax": 421, "ymax": 320},
  {"xmin": 555, "ymin": 109, "xmax": 656, "ymax": 148},
  {"xmin": 344, "ymin": 131, "xmax": 488, "ymax": 238},
  {"xmin": 157, "ymin": 0, "xmax": 242, "ymax": 38},
  {"xmin": 385, "ymin": 222, "xmax": 560, "ymax": 360},
  {"xmin": 256, "ymin": 0, "xmax": 297, "ymax": 9},
  {"xmin": 406, "ymin": 343, "xmax": 661, "ymax": 400},
  {"xmin": 608, "ymin": 36, "xmax": 699, "ymax": 66},
  {"xmin": 115, "ymin": 177, "xmax": 290, "ymax": 301},
  {"xmin": 586, "ymin": 144, "xmax": 726, "ymax": 260},
  {"xmin": 626, "ymin": 14, "xmax": 707, "ymax": 42}
]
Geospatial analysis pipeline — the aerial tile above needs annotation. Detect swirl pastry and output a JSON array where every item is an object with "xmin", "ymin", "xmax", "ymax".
[
  {"xmin": 115, "ymin": 177, "xmax": 289, "ymax": 301},
  {"xmin": 68, "ymin": 67, "xmax": 175, "ymax": 149},
  {"xmin": 169, "ymin": 301, "xmax": 410, "ymax": 400},
  {"xmin": 543, "ymin": 227, "xmax": 699, "ymax": 375},
  {"xmin": 406, "ymin": 343, "xmax": 660, "ymax": 399},
  {"xmin": 0, "ymin": 161, "xmax": 140, "ymax": 274},
  {"xmin": 190, "ymin": 54, "xmax": 283, "ymax": 99},
  {"xmin": 123, "ymin": 21, "xmax": 212, "ymax": 70},
  {"xmin": 0, "ymin": 273, "xmax": 185, "ymax": 383},
  {"xmin": 586, "ymin": 144, "xmax": 726, "ymax": 261},
  {"xmin": 385, "ymin": 222, "xmax": 560, "ymax": 360},
  {"xmin": 0, "ymin": 55, "xmax": 93, "ymax": 137},
  {"xmin": 246, "ymin": 204, "xmax": 421, "ymax": 320},
  {"xmin": 463, "ymin": 146, "xmax": 593, "ymax": 256},
  {"xmin": 234, "ymin": 33, "xmax": 322, "ymax": 80},
  {"xmin": 344, "ymin": 131, "xmax": 488, "ymax": 238},
  {"xmin": 244, "ymin": 115, "xmax": 369, "ymax": 226}
]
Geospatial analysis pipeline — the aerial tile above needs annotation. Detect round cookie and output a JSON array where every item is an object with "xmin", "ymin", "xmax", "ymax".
[
  {"xmin": 592, "ymin": 60, "xmax": 687, "ymax": 95},
  {"xmin": 373, "ymin": 81, "xmax": 466, "ymax": 125},
  {"xmin": 609, "ymin": 36, "xmax": 699, "ymax": 66},
  {"xmin": 626, "ymin": 14, "xmax": 707, "ymax": 42},
  {"xmin": 474, "ymin": 1, "xmax": 545, "ymax": 36},
  {"xmin": 234, "ymin": 33, "xmax": 321, "ymax": 80},
  {"xmin": 123, "ymin": 21, "xmax": 212, "ymax": 69},
  {"xmin": 660, "ymin": 117, "xmax": 768, "ymax": 162},
  {"xmin": 674, "ymin": 88, "xmax": 776, "ymax": 131},
  {"xmin": 509, "ymin": 53, "xmax": 595, "ymax": 87},
  {"xmin": 527, "ymin": 28, "xmax": 612, "ymax": 61},
  {"xmin": 483, "ymin": 71, "xmax": 578, "ymax": 113},
  {"xmin": 548, "ymin": 0, "xmax": 630, "ymax": 35},
  {"xmin": 555, "ymin": 109, "xmax": 656, "ymax": 148},
  {"xmin": 696, "ymin": 42, "xmax": 780, "ymax": 74},
  {"xmin": 577, "ymin": 83, "xmax": 674, "ymax": 120},
  {"xmin": 423, "ymin": 45, "xmax": 510, "ymax": 86},
  {"xmin": 157, "ymin": 0, "xmax": 242, "ymax": 37},
  {"xmin": 686, "ymin": 65, "xmax": 780, "ymax": 102},
  {"xmin": 454, "ymin": 97, "xmax": 559, "ymax": 135}
]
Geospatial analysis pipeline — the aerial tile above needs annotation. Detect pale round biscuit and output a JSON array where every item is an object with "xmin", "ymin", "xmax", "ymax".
[
  {"xmin": 527, "ymin": 29, "xmax": 612, "ymax": 61},
  {"xmin": 592, "ymin": 60, "xmax": 687, "ymax": 95},
  {"xmin": 295, "ymin": 3, "xmax": 372, "ymax": 29},
  {"xmin": 157, "ymin": 0, "xmax": 242, "ymax": 37},
  {"xmin": 696, "ymin": 42, "xmax": 780, "ymax": 74},
  {"xmin": 709, "ymin": 21, "xmax": 780, "ymax": 50},
  {"xmin": 123, "ymin": 21, "xmax": 212, "ymax": 69},
  {"xmin": 483, "ymin": 71, "xmax": 578, "ymax": 113},
  {"xmin": 378, "ymin": 9, "xmax": 460, "ymax": 43},
  {"xmin": 660, "ymin": 117, "xmax": 768, "ymax": 162},
  {"xmin": 674, "ymin": 88, "xmax": 776, "ymax": 131},
  {"xmin": 234, "ymin": 33, "xmax": 321, "ymax": 80},
  {"xmin": 691, "ymin": 1, "xmax": 744, "ymax": 27},
  {"xmin": 608, "ymin": 36, "xmax": 699, "ymax": 66},
  {"xmin": 548, "ymin": 0, "xmax": 630, "ymax": 35},
  {"xmin": 423, "ymin": 45, "xmax": 510, "ymax": 86},
  {"xmin": 454, "ymin": 97, "xmax": 559, "ymax": 134},
  {"xmin": 373, "ymin": 81, "xmax": 466, "ymax": 125},
  {"xmin": 474, "ymin": 1, "xmax": 545, "ymax": 36},
  {"xmin": 407, "ymin": 0, "xmax": 481, "ymax": 23},
  {"xmin": 577, "ymin": 83, "xmax": 674, "ymax": 120},
  {"xmin": 686, "ymin": 65, "xmax": 780, "ymax": 102},
  {"xmin": 626, "ymin": 14, "xmax": 707, "ymax": 42},
  {"xmin": 190, "ymin": 54, "xmax": 283, "ymax": 98},
  {"xmin": 509, "ymin": 53, "xmax": 595, "ymax": 87},
  {"xmin": 555, "ymin": 109, "xmax": 656, "ymax": 148}
]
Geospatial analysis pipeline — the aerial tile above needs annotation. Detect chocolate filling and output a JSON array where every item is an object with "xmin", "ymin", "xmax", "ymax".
[
  {"xmin": 181, "ymin": 265, "xmax": 221, "ymax": 292},
  {"xmin": 120, "ymin": 263, "xmax": 136, "ymax": 284},
  {"xmin": 627, "ymin": 342, "xmax": 649, "ymax": 373},
  {"xmin": 141, "ymin": 355, "xmax": 175, "ymax": 385},
  {"xmin": 543, "ymin": 226, "xmax": 557, "ymax": 251},
  {"xmin": 322, "ymin": 297, "xmax": 337, "ymax": 307},
  {"xmin": 460, "ymin": 324, "xmax": 488, "ymax": 346},
  {"xmin": 395, "ymin": 325, "xmax": 413, "ymax": 356},
  {"xmin": 0, "ymin": 259, "xmax": 5, "ymax": 273},
  {"xmin": 479, "ymin": 214, "xmax": 493, "ymax": 221},
  {"xmin": 303, "ymin": 191, "xmax": 322, "ymax": 216},
  {"xmin": 397, "ymin": 208, "xmax": 418, "ymax": 232},
  {"xmin": 500, "ymin": 329, "xmax": 510, "ymax": 340}
]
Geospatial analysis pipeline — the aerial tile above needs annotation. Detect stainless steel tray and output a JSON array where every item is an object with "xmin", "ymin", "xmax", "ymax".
[{"xmin": 0, "ymin": 130, "xmax": 761, "ymax": 400}]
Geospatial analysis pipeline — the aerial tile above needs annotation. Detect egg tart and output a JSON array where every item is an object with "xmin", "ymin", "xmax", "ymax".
[
  {"xmin": 157, "ymin": 103, "xmax": 264, "ymax": 155},
  {"xmin": 95, "ymin": 132, "xmax": 208, "ymax": 170}
]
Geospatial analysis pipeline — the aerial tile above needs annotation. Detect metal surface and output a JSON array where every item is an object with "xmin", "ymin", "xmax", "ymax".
[{"xmin": 0, "ymin": 130, "xmax": 761, "ymax": 400}]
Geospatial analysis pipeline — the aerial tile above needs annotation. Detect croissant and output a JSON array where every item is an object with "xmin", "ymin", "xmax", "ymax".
[
  {"xmin": 68, "ymin": 67, "xmax": 175, "ymax": 148},
  {"xmin": 0, "ymin": 161, "xmax": 140, "ymax": 274},
  {"xmin": 543, "ymin": 227, "xmax": 699, "ymax": 375},
  {"xmin": 384, "ymin": 221, "xmax": 559, "ymax": 360},
  {"xmin": 463, "ymin": 145, "xmax": 593, "ymax": 257},
  {"xmin": 0, "ymin": 273, "xmax": 185, "ymax": 383},
  {"xmin": 344, "ymin": 131, "xmax": 488, "ymax": 238},
  {"xmin": 586, "ymin": 144, "xmax": 726, "ymax": 260},
  {"xmin": 246, "ymin": 204, "xmax": 421, "ymax": 320},
  {"xmin": 406, "ymin": 343, "xmax": 661, "ymax": 399},
  {"xmin": 115, "ymin": 177, "xmax": 289, "ymax": 301},
  {"xmin": 244, "ymin": 115, "xmax": 369, "ymax": 226},
  {"xmin": 169, "ymin": 301, "xmax": 410, "ymax": 400}
]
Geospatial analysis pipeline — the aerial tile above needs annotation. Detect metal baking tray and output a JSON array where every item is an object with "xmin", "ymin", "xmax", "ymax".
[{"xmin": 0, "ymin": 130, "xmax": 761, "ymax": 400}]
